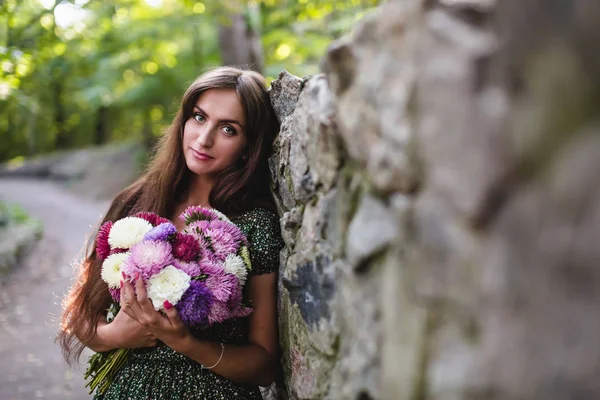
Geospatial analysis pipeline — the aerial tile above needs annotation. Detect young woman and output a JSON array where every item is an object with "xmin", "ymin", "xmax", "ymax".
[{"xmin": 58, "ymin": 66, "xmax": 284, "ymax": 399}]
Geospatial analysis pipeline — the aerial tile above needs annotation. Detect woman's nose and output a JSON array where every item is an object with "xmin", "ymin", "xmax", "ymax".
[{"xmin": 196, "ymin": 124, "xmax": 215, "ymax": 148}]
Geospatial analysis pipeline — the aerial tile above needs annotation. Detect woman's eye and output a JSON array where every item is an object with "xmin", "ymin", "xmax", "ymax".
[
  {"xmin": 193, "ymin": 113, "xmax": 205, "ymax": 123},
  {"xmin": 222, "ymin": 126, "xmax": 236, "ymax": 136}
]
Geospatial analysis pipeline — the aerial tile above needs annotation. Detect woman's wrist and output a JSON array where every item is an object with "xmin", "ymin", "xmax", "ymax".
[
  {"xmin": 94, "ymin": 322, "xmax": 118, "ymax": 351},
  {"xmin": 165, "ymin": 332, "xmax": 195, "ymax": 355}
]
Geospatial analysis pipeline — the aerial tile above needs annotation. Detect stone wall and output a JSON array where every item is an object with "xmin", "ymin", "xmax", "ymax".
[{"xmin": 268, "ymin": 0, "xmax": 600, "ymax": 399}]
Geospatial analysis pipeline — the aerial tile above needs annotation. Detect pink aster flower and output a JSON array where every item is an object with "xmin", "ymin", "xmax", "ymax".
[
  {"xmin": 184, "ymin": 220, "xmax": 211, "ymax": 238},
  {"xmin": 121, "ymin": 240, "xmax": 173, "ymax": 280},
  {"xmin": 230, "ymin": 304, "xmax": 253, "ymax": 319},
  {"xmin": 96, "ymin": 221, "xmax": 113, "ymax": 260},
  {"xmin": 227, "ymin": 281, "xmax": 253, "ymax": 319},
  {"xmin": 172, "ymin": 233, "xmax": 201, "ymax": 262},
  {"xmin": 132, "ymin": 212, "xmax": 171, "ymax": 227},
  {"xmin": 172, "ymin": 259, "xmax": 201, "ymax": 277},
  {"xmin": 179, "ymin": 206, "xmax": 220, "ymax": 225},
  {"xmin": 207, "ymin": 300, "xmax": 230, "ymax": 325},
  {"xmin": 204, "ymin": 271, "xmax": 237, "ymax": 303},
  {"xmin": 205, "ymin": 220, "xmax": 243, "ymax": 262},
  {"xmin": 198, "ymin": 259, "xmax": 225, "ymax": 276}
]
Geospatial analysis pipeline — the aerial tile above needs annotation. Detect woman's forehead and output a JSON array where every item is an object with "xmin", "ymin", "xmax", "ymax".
[{"xmin": 194, "ymin": 88, "xmax": 245, "ymax": 124}]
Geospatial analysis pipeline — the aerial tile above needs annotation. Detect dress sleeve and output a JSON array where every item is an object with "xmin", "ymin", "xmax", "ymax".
[{"xmin": 246, "ymin": 209, "xmax": 284, "ymax": 276}]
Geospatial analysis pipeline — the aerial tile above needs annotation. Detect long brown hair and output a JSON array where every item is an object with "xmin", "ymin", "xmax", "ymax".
[{"xmin": 58, "ymin": 66, "xmax": 280, "ymax": 364}]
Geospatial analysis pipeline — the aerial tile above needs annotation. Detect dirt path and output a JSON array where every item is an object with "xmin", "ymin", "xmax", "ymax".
[{"xmin": 0, "ymin": 178, "xmax": 109, "ymax": 400}]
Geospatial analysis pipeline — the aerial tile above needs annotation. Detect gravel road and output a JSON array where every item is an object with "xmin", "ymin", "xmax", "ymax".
[{"xmin": 0, "ymin": 178, "xmax": 109, "ymax": 400}]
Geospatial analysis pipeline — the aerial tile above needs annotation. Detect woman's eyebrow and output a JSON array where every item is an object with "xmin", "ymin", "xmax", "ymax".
[{"xmin": 194, "ymin": 106, "xmax": 244, "ymax": 129}]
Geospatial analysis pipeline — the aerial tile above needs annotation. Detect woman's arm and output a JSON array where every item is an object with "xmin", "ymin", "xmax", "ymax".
[
  {"xmin": 121, "ymin": 272, "xmax": 280, "ymax": 386},
  {"xmin": 76, "ymin": 307, "xmax": 158, "ymax": 353},
  {"xmin": 78, "ymin": 319, "xmax": 117, "ymax": 353}
]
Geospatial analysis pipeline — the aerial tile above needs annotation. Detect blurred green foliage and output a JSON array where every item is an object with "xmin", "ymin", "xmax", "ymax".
[
  {"xmin": 0, "ymin": 201, "xmax": 30, "ymax": 226},
  {"xmin": 0, "ymin": 0, "xmax": 380, "ymax": 161}
]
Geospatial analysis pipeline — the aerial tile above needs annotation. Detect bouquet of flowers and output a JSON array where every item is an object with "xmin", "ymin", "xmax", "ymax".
[{"xmin": 84, "ymin": 206, "xmax": 252, "ymax": 394}]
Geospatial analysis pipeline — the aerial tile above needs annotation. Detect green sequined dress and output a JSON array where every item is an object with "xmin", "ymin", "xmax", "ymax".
[{"xmin": 94, "ymin": 208, "xmax": 284, "ymax": 400}]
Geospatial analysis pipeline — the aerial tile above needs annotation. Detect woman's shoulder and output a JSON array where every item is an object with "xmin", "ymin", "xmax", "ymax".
[
  {"xmin": 230, "ymin": 207, "xmax": 280, "ymax": 230},
  {"xmin": 231, "ymin": 208, "xmax": 283, "ymax": 275}
]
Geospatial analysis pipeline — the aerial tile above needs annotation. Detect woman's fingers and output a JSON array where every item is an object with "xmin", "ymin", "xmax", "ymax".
[
  {"xmin": 121, "ymin": 274, "xmax": 143, "ymax": 317},
  {"xmin": 134, "ymin": 274, "xmax": 156, "ymax": 313},
  {"xmin": 119, "ymin": 280, "xmax": 126, "ymax": 308}
]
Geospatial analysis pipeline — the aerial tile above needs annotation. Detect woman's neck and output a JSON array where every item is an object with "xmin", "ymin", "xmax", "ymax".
[{"xmin": 182, "ymin": 174, "xmax": 214, "ymax": 209}]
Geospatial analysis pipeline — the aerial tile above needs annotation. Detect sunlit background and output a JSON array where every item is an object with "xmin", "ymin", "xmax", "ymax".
[{"xmin": 0, "ymin": 0, "xmax": 381, "ymax": 162}]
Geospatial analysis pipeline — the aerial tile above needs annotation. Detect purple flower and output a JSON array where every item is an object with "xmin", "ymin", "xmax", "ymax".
[
  {"xmin": 172, "ymin": 233, "xmax": 201, "ymax": 262},
  {"xmin": 180, "ymin": 206, "xmax": 219, "ymax": 225},
  {"xmin": 173, "ymin": 259, "xmax": 201, "ymax": 277},
  {"xmin": 176, "ymin": 281, "xmax": 213, "ymax": 326},
  {"xmin": 96, "ymin": 221, "xmax": 113, "ymax": 260},
  {"xmin": 121, "ymin": 240, "xmax": 173, "ymax": 280},
  {"xmin": 144, "ymin": 222, "xmax": 177, "ymax": 242},
  {"xmin": 133, "ymin": 212, "xmax": 171, "ymax": 227}
]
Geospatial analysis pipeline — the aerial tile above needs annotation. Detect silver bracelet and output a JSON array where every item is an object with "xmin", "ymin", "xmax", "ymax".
[{"xmin": 202, "ymin": 342, "xmax": 225, "ymax": 370}]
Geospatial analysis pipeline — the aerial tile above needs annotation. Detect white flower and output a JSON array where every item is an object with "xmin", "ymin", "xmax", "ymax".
[
  {"xmin": 240, "ymin": 246, "xmax": 252, "ymax": 270},
  {"xmin": 108, "ymin": 217, "xmax": 153, "ymax": 249},
  {"xmin": 101, "ymin": 252, "xmax": 129, "ymax": 288},
  {"xmin": 211, "ymin": 209, "xmax": 231, "ymax": 222},
  {"xmin": 224, "ymin": 254, "xmax": 248, "ymax": 287},
  {"xmin": 147, "ymin": 265, "xmax": 191, "ymax": 310}
]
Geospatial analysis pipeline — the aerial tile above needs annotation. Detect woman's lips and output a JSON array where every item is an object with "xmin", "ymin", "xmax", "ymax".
[{"xmin": 191, "ymin": 148, "xmax": 214, "ymax": 161}]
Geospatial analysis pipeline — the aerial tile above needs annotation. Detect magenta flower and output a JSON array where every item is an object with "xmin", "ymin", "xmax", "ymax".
[
  {"xmin": 176, "ymin": 281, "xmax": 213, "ymax": 326},
  {"xmin": 96, "ymin": 221, "xmax": 113, "ymax": 260},
  {"xmin": 109, "ymin": 247, "xmax": 128, "ymax": 256},
  {"xmin": 121, "ymin": 240, "xmax": 173, "ymax": 280},
  {"xmin": 109, "ymin": 287, "xmax": 121, "ymax": 303},
  {"xmin": 133, "ymin": 212, "xmax": 171, "ymax": 227},
  {"xmin": 172, "ymin": 233, "xmax": 201, "ymax": 262}
]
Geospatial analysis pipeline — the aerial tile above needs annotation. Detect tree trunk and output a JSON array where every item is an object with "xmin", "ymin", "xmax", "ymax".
[
  {"xmin": 94, "ymin": 106, "xmax": 109, "ymax": 146},
  {"xmin": 52, "ymin": 79, "xmax": 69, "ymax": 149},
  {"xmin": 217, "ymin": 4, "xmax": 263, "ymax": 73}
]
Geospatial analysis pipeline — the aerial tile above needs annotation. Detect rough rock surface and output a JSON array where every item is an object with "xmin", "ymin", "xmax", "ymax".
[{"xmin": 268, "ymin": 0, "xmax": 600, "ymax": 399}]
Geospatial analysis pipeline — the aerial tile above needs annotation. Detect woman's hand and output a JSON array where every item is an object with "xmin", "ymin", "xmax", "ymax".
[
  {"xmin": 120, "ymin": 273, "xmax": 191, "ymax": 353},
  {"xmin": 98, "ymin": 306, "xmax": 158, "ymax": 349}
]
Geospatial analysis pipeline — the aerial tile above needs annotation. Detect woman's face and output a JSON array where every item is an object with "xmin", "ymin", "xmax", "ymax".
[{"xmin": 182, "ymin": 88, "xmax": 247, "ymax": 179}]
